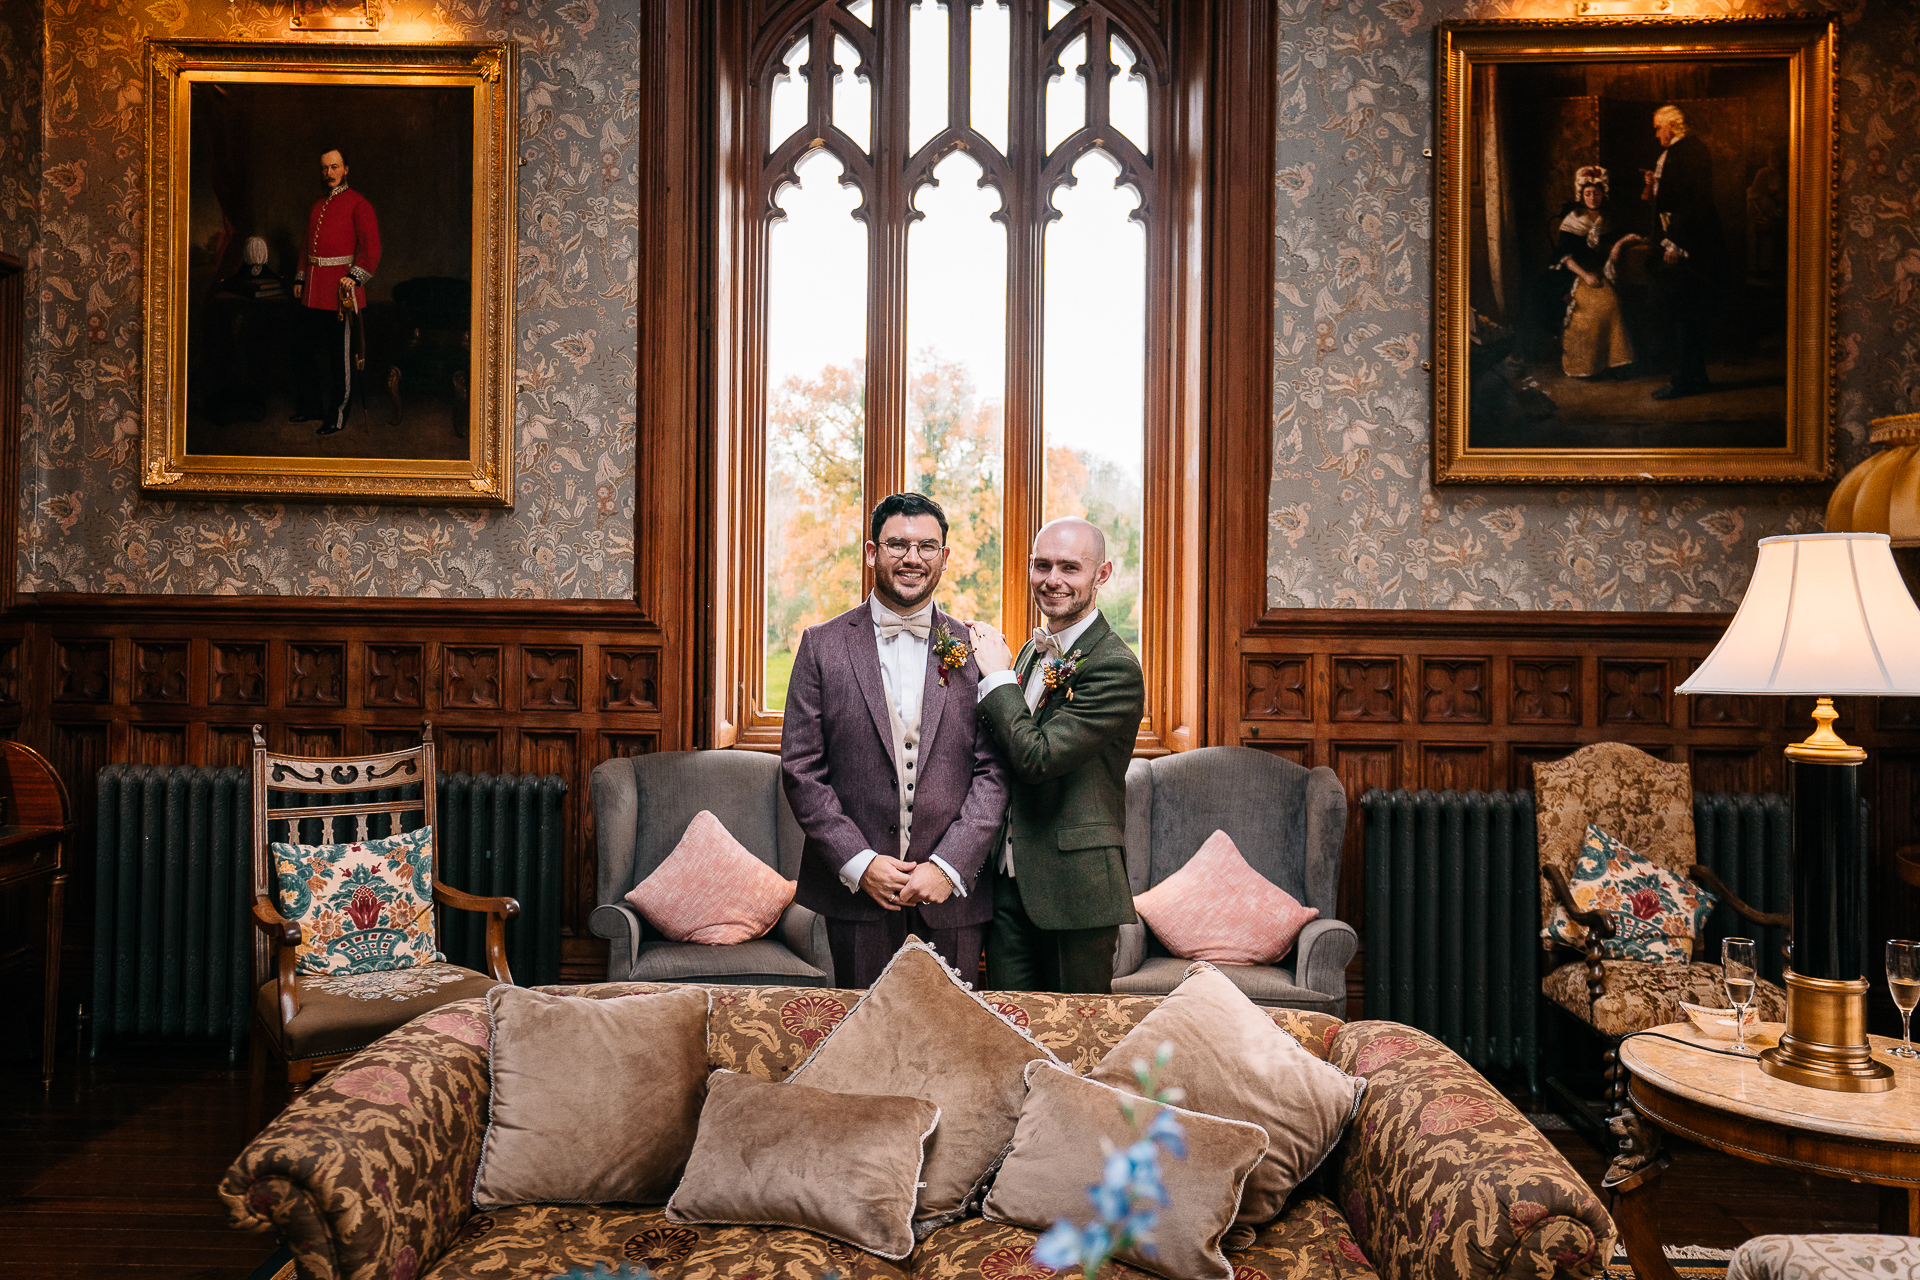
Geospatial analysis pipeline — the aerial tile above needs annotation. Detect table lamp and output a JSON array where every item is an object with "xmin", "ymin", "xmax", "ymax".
[{"xmin": 1677, "ymin": 533, "xmax": 1920, "ymax": 1092}]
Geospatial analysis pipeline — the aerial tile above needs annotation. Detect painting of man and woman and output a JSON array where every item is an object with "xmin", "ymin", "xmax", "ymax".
[{"xmin": 1464, "ymin": 57, "xmax": 1792, "ymax": 453}]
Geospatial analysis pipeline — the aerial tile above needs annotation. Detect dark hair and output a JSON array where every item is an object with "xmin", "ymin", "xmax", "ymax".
[
  {"xmin": 869, "ymin": 492, "xmax": 948, "ymax": 545},
  {"xmin": 321, "ymin": 147, "xmax": 349, "ymax": 167}
]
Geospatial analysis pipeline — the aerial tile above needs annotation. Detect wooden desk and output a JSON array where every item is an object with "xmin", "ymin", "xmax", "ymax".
[
  {"xmin": 0, "ymin": 741, "xmax": 72, "ymax": 1086},
  {"xmin": 1612, "ymin": 1022, "xmax": 1920, "ymax": 1280}
]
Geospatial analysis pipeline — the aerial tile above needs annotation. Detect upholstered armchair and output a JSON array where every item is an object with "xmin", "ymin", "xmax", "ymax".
[
  {"xmin": 1536, "ymin": 742, "xmax": 1788, "ymax": 1120},
  {"xmin": 589, "ymin": 750, "xmax": 832, "ymax": 986},
  {"xmin": 1112, "ymin": 746, "xmax": 1355, "ymax": 1015}
]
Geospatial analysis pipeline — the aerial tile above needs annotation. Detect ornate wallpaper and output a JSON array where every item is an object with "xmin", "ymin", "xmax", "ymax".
[
  {"xmin": 16, "ymin": 0, "xmax": 637, "ymax": 596},
  {"xmin": 1267, "ymin": 0, "xmax": 1917, "ymax": 611},
  {"xmin": 0, "ymin": 0, "xmax": 39, "ymax": 264}
]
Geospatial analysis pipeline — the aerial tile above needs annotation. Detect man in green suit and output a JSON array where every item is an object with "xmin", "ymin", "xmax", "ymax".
[{"xmin": 966, "ymin": 517, "xmax": 1142, "ymax": 993}]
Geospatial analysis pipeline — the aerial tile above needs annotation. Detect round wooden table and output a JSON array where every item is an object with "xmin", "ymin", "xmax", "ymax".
[{"xmin": 1611, "ymin": 1021, "xmax": 1920, "ymax": 1280}]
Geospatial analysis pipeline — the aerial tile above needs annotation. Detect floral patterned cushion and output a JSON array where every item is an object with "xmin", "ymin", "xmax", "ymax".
[
  {"xmin": 1534, "ymin": 743, "xmax": 1696, "ymax": 936},
  {"xmin": 1728, "ymin": 1234, "xmax": 1920, "ymax": 1280},
  {"xmin": 1543, "ymin": 825, "xmax": 1715, "ymax": 963},
  {"xmin": 1543, "ymin": 959, "xmax": 1788, "ymax": 1038},
  {"xmin": 274, "ymin": 825, "xmax": 441, "ymax": 976}
]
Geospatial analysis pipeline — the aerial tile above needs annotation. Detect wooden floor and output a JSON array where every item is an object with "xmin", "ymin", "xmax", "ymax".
[{"xmin": 0, "ymin": 1050, "xmax": 1886, "ymax": 1278}]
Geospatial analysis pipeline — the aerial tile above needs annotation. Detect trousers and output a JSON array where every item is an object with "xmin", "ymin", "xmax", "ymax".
[
  {"xmin": 825, "ymin": 909, "xmax": 983, "ymax": 989},
  {"xmin": 295, "ymin": 305, "xmax": 358, "ymax": 431},
  {"xmin": 985, "ymin": 873, "xmax": 1117, "ymax": 994}
]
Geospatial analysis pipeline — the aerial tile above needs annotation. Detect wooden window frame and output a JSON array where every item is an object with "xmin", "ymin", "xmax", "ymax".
[{"xmin": 709, "ymin": 0, "xmax": 1277, "ymax": 757}]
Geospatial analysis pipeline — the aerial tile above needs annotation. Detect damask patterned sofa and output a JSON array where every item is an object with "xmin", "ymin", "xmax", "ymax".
[{"xmin": 220, "ymin": 983, "xmax": 1616, "ymax": 1280}]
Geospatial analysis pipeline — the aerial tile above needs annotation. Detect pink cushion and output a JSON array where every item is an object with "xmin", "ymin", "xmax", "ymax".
[
  {"xmin": 625, "ymin": 811, "xmax": 796, "ymax": 945},
  {"xmin": 1133, "ymin": 830, "xmax": 1320, "ymax": 966}
]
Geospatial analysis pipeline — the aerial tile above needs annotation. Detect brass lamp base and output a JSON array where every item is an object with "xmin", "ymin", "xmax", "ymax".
[{"xmin": 1758, "ymin": 969, "xmax": 1894, "ymax": 1092}]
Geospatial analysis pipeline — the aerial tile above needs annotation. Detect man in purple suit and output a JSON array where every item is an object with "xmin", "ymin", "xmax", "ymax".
[{"xmin": 779, "ymin": 493, "xmax": 1010, "ymax": 988}]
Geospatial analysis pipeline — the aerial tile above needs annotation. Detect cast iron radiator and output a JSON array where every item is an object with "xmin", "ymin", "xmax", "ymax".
[
  {"xmin": 1361, "ymin": 789, "xmax": 1540, "ymax": 1089},
  {"xmin": 91, "ymin": 765, "xmax": 567, "ymax": 1060},
  {"xmin": 1360, "ymin": 787, "xmax": 1796, "ymax": 1088}
]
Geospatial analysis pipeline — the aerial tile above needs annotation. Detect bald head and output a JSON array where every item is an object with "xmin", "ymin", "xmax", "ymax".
[{"xmin": 1029, "ymin": 517, "xmax": 1114, "ymax": 630}]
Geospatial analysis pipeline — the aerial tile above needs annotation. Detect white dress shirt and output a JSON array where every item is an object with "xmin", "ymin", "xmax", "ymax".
[
  {"xmin": 977, "ymin": 607, "xmax": 1102, "ymax": 876},
  {"xmin": 977, "ymin": 607, "xmax": 1102, "ymax": 708},
  {"xmin": 837, "ymin": 596, "xmax": 967, "ymax": 898}
]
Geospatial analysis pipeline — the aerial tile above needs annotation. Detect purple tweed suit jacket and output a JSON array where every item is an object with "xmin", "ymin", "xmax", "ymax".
[{"xmin": 779, "ymin": 600, "xmax": 1009, "ymax": 928}]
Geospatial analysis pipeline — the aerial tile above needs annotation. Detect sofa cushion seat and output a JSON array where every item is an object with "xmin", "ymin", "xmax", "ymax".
[
  {"xmin": 252, "ymin": 962, "xmax": 499, "ymax": 1059},
  {"xmin": 630, "ymin": 937, "xmax": 830, "ymax": 985},
  {"xmin": 1543, "ymin": 959, "xmax": 1787, "ymax": 1038},
  {"xmin": 913, "ymin": 1192, "xmax": 1379, "ymax": 1280},
  {"xmin": 1111, "ymin": 955, "xmax": 1339, "ymax": 1011},
  {"xmin": 422, "ymin": 1204, "xmax": 912, "ymax": 1280}
]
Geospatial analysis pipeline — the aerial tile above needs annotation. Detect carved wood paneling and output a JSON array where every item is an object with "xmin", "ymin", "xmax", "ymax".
[
  {"xmin": 524, "ymin": 647, "xmax": 582, "ymax": 711},
  {"xmin": 1422, "ymin": 744, "xmax": 1490, "ymax": 793},
  {"xmin": 54, "ymin": 640, "xmax": 112, "ymax": 703},
  {"xmin": 367, "ymin": 726, "xmax": 425, "ymax": 756},
  {"xmin": 132, "ymin": 641, "xmax": 189, "ymax": 704},
  {"xmin": 446, "ymin": 646, "xmax": 503, "ymax": 709},
  {"xmin": 1692, "ymin": 748, "xmax": 1759, "ymax": 796},
  {"xmin": 599, "ymin": 732, "xmax": 658, "ymax": 760},
  {"xmin": 1601, "ymin": 660, "xmax": 1669, "ymax": 726},
  {"xmin": 1419, "ymin": 658, "xmax": 1489, "ymax": 724},
  {"xmin": 209, "ymin": 642, "xmax": 266, "ymax": 706},
  {"xmin": 206, "ymin": 725, "xmax": 257, "ymax": 768},
  {"xmin": 0, "ymin": 640, "xmax": 18, "ymax": 704},
  {"xmin": 1512, "ymin": 659, "xmax": 1579, "ymax": 724},
  {"xmin": 1331, "ymin": 658, "xmax": 1399, "ymax": 723},
  {"xmin": 1243, "ymin": 739, "xmax": 1309, "ymax": 766},
  {"xmin": 1510, "ymin": 744, "xmax": 1576, "ymax": 792},
  {"xmin": 603, "ymin": 648, "xmax": 659, "ymax": 711},
  {"xmin": 1331, "ymin": 743, "xmax": 1399, "ymax": 930},
  {"xmin": 129, "ymin": 725, "xmax": 187, "ymax": 765},
  {"xmin": 1244, "ymin": 657, "xmax": 1309, "ymax": 720},
  {"xmin": 288, "ymin": 644, "xmax": 346, "ymax": 707},
  {"xmin": 284, "ymin": 725, "xmax": 343, "ymax": 757},
  {"xmin": 366, "ymin": 645, "xmax": 424, "ymax": 708},
  {"xmin": 1880, "ymin": 700, "xmax": 1920, "ymax": 732},
  {"xmin": 440, "ymin": 728, "xmax": 502, "ymax": 775}
]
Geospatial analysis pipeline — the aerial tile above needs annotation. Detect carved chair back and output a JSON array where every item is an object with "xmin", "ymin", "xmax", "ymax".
[
  {"xmin": 1533, "ymin": 741, "xmax": 1695, "ymax": 936},
  {"xmin": 249, "ymin": 725, "xmax": 438, "ymax": 985}
]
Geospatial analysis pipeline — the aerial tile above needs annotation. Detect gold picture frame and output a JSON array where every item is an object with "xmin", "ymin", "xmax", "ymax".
[
  {"xmin": 142, "ymin": 40, "xmax": 516, "ymax": 506},
  {"xmin": 1433, "ymin": 17, "xmax": 1836, "ymax": 484}
]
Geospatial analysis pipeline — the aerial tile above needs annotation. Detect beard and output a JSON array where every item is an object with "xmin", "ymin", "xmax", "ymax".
[
  {"xmin": 1035, "ymin": 584, "xmax": 1094, "ymax": 625},
  {"xmin": 874, "ymin": 560, "xmax": 940, "ymax": 612}
]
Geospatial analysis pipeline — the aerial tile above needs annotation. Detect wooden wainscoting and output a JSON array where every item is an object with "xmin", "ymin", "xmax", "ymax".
[
  {"xmin": 0, "ymin": 593, "xmax": 695, "ymax": 985},
  {"xmin": 1226, "ymin": 609, "xmax": 1920, "ymax": 1016}
]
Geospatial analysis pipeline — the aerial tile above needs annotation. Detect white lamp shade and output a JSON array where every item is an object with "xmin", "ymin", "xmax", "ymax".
[{"xmin": 1678, "ymin": 533, "xmax": 1920, "ymax": 696}]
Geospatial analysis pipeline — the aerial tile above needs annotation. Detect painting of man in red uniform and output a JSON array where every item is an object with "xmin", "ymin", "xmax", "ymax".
[{"xmin": 292, "ymin": 147, "xmax": 382, "ymax": 436}]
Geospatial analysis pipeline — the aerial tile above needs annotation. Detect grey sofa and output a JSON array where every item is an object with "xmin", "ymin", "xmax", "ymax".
[
  {"xmin": 588, "ymin": 750, "xmax": 833, "ymax": 985},
  {"xmin": 1113, "ymin": 745, "xmax": 1356, "ymax": 1015}
]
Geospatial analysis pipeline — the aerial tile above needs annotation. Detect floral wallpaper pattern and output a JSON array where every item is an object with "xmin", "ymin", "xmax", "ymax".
[
  {"xmin": 16, "ymin": 0, "xmax": 636, "ymax": 596},
  {"xmin": 0, "ymin": 0, "xmax": 39, "ymax": 265},
  {"xmin": 1268, "ymin": 0, "xmax": 1917, "ymax": 611}
]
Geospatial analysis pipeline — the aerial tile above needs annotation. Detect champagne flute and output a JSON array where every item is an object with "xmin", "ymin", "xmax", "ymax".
[
  {"xmin": 1722, "ymin": 937, "xmax": 1757, "ymax": 1055},
  {"xmin": 1888, "ymin": 941, "xmax": 1920, "ymax": 1059}
]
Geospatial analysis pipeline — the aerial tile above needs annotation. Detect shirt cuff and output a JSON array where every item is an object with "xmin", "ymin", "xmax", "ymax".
[
  {"xmin": 1660, "ymin": 239, "xmax": 1686, "ymax": 259},
  {"xmin": 977, "ymin": 670, "xmax": 1020, "ymax": 701},
  {"xmin": 839, "ymin": 849, "xmax": 878, "ymax": 893},
  {"xmin": 929, "ymin": 855, "xmax": 967, "ymax": 899},
  {"xmin": 348, "ymin": 265, "xmax": 372, "ymax": 284}
]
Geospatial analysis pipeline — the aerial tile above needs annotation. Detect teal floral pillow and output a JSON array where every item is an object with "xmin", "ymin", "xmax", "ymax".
[
  {"xmin": 273, "ymin": 825, "xmax": 442, "ymax": 976},
  {"xmin": 1543, "ymin": 824, "xmax": 1717, "ymax": 963}
]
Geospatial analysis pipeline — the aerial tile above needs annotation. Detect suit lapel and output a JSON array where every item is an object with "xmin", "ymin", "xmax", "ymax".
[
  {"xmin": 915, "ymin": 608, "xmax": 954, "ymax": 762},
  {"xmin": 1032, "ymin": 614, "xmax": 1111, "ymax": 719},
  {"xmin": 846, "ymin": 607, "xmax": 897, "ymax": 765}
]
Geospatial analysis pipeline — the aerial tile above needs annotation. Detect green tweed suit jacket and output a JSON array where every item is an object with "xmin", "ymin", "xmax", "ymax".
[{"xmin": 978, "ymin": 612, "xmax": 1144, "ymax": 932}]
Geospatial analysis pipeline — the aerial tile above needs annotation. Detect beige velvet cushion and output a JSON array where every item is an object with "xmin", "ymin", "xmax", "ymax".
[
  {"xmin": 665, "ymin": 1069, "xmax": 939, "ymax": 1261},
  {"xmin": 472, "ymin": 984, "xmax": 711, "ymax": 1208},
  {"xmin": 787, "ymin": 936, "xmax": 1059, "ymax": 1237},
  {"xmin": 1089, "ymin": 961, "xmax": 1365, "ymax": 1227},
  {"xmin": 983, "ymin": 1060, "xmax": 1269, "ymax": 1280}
]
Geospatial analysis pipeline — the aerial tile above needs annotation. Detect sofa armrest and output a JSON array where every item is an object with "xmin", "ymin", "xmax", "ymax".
[
  {"xmin": 219, "ymin": 1000, "xmax": 495, "ymax": 1280},
  {"xmin": 1113, "ymin": 921, "xmax": 1147, "ymax": 979},
  {"xmin": 1294, "ymin": 918, "xmax": 1357, "ymax": 1013},
  {"xmin": 590, "ymin": 902, "xmax": 643, "ymax": 980},
  {"xmin": 776, "ymin": 899, "xmax": 832, "ymax": 976},
  {"xmin": 1329, "ymin": 1021, "xmax": 1615, "ymax": 1280}
]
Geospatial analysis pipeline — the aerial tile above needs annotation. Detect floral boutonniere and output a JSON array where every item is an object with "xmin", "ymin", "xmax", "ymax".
[
  {"xmin": 1038, "ymin": 649, "xmax": 1083, "ymax": 706},
  {"xmin": 930, "ymin": 624, "xmax": 971, "ymax": 686}
]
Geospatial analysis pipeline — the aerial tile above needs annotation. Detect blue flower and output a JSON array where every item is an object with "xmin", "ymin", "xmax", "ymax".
[
  {"xmin": 1034, "ymin": 1219, "xmax": 1083, "ymax": 1270},
  {"xmin": 1146, "ymin": 1108, "xmax": 1187, "ymax": 1159}
]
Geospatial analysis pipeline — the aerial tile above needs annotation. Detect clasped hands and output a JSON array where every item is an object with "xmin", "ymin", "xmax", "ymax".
[{"xmin": 860, "ymin": 856, "xmax": 954, "ymax": 910}]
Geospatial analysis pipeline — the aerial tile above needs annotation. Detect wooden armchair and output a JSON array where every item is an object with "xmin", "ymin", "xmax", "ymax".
[
  {"xmin": 247, "ymin": 723, "xmax": 517, "ymax": 1128},
  {"xmin": 1535, "ymin": 743, "xmax": 1789, "ymax": 1134}
]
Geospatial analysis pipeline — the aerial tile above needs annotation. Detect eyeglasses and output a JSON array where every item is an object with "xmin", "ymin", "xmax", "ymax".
[{"xmin": 879, "ymin": 538, "xmax": 946, "ymax": 561}]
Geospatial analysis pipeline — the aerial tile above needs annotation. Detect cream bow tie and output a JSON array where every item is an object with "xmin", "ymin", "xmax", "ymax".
[
  {"xmin": 876, "ymin": 612, "xmax": 932, "ymax": 641},
  {"xmin": 1030, "ymin": 628, "xmax": 1064, "ymax": 658}
]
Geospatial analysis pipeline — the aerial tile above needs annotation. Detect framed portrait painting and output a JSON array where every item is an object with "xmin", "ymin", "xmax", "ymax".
[
  {"xmin": 1432, "ymin": 18, "xmax": 1836, "ymax": 484},
  {"xmin": 141, "ymin": 41, "xmax": 517, "ymax": 506}
]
